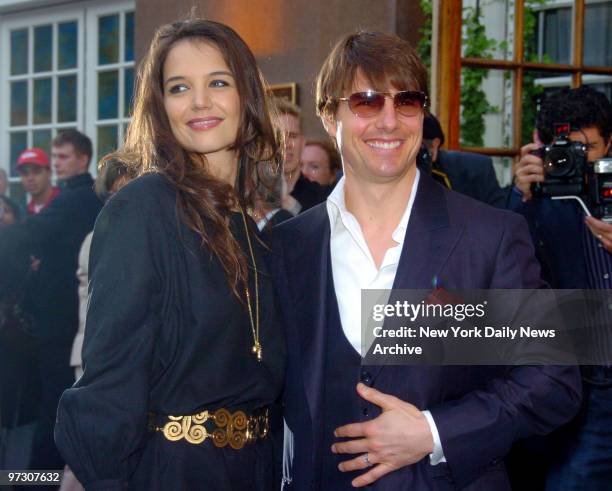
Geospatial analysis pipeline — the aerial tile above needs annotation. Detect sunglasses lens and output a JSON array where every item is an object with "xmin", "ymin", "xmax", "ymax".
[
  {"xmin": 395, "ymin": 91, "xmax": 426, "ymax": 116},
  {"xmin": 348, "ymin": 92, "xmax": 385, "ymax": 118}
]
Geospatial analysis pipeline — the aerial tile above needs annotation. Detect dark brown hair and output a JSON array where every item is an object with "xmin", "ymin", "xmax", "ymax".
[
  {"xmin": 117, "ymin": 19, "xmax": 281, "ymax": 294},
  {"xmin": 316, "ymin": 31, "xmax": 429, "ymax": 121},
  {"xmin": 95, "ymin": 154, "xmax": 137, "ymax": 201},
  {"xmin": 53, "ymin": 129, "xmax": 93, "ymax": 167}
]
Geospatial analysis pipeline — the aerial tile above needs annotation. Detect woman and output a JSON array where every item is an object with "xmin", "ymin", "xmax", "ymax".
[{"xmin": 55, "ymin": 19, "xmax": 285, "ymax": 490}]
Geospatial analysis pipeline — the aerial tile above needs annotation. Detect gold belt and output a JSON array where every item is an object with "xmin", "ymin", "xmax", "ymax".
[{"xmin": 148, "ymin": 407, "xmax": 269, "ymax": 450}]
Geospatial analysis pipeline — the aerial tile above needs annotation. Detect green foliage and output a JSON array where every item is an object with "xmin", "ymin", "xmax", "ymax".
[
  {"xmin": 460, "ymin": 6, "xmax": 499, "ymax": 147},
  {"xmin": 416, "ymin": 0, "xmax": 433, "ymax": 70},
  {"xmin": 521, "ymin": 0, "xmax": 551, "ymax": 145}
]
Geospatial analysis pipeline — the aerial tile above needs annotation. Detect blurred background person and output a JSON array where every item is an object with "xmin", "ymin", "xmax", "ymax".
[
  {"xmin": 301, "ymin": 139, "xmax": 341, "ymax": 187},
  {"xmin": 0, "ymin": 193, "xmax": 38, "ymax": 481},
  {"xmin": 0, "ymin": 129, "xmax": 102, "ymax": 484},
  {"xmin": 420, "ymin": 113, "xmax": 507, "ymax": 208},
  {"xmin": 274, "ymin": 98, "xmax": 329, "ymax": 214},
  {"xmin": 0, "ymin": 169, "xmax": 8, "ymax": 197},
  {"xmin": 16, "ymin": 148, "xmax": 60, "ymax": 216}
]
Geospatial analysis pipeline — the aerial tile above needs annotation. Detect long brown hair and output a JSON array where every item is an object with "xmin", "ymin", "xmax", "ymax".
[{"xmin": 118, "ymin": 19, "xmax": 281, "ymax": 294}]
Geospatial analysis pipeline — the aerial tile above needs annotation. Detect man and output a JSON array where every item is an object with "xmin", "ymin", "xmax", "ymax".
[
  {"xmin": 509, "ymin": 86, "xmax": 612, "ymax": 489},
  {"xmin": 421, "ymin": 114, "xmax": 507, "ymax": 208},
  {"xmin": 301, "ymin": 139, "xmax": 341, "ymax": 187},
  {"xmin": 0, "ymin": 130, "xmax": 102, "ymax": 476},
  {"xmin": 16, "ymin": 148, "xmax": 60, "ymax": 215},
  {"xmin": 270, "ymin": 31, "xmax": 581, "ymax": 490},
  {"xmin": 274, "ymin": 98, "xmax": 329, "ymax": 214}
]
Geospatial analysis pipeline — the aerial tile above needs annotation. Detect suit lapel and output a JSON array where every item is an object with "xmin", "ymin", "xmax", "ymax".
[
  {"xmin": 369, "ymin": 174, "xmax": 463, "ymax": 381},
  {"xmin": 393, "ymin": 173, "xmax": 456, "ymax": 290}
]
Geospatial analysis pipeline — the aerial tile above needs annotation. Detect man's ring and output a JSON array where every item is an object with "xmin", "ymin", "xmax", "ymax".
[{"xmin": 363, "ymin": 453, "xmax": 373, "ymax": 466}]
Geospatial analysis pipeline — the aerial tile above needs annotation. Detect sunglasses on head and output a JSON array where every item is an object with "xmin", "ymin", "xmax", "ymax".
[{"xmin": 338, "ymin": 90, "xmax": 428, "ymax": 118}]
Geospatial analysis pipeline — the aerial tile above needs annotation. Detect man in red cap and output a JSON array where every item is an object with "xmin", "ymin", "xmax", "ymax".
[{"xmin": 17, "ymin": 148, "xmax": 60, "ymax": 215}]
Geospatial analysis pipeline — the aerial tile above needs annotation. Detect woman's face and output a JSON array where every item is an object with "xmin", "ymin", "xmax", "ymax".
[{"xmin": 163, "ymin": 39, "xmax": 241, "ymax": 181}]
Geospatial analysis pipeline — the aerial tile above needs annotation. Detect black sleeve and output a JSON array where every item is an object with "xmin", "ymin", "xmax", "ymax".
[{"xmin": 55, "ymin": 194, "xmax": 162, "ymax": 490}]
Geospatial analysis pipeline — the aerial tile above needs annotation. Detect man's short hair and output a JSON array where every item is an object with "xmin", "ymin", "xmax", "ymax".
[
  {"xmin": 536, "ymin": 86, "xmax": 612, "ymax": 144},
  {"xmin": 316, "ymin": 31, "xmax": 429, "ymax": 121},
  {"xmin": 52, "ymin": 129, "xmax": 93, "ymax": 165}
]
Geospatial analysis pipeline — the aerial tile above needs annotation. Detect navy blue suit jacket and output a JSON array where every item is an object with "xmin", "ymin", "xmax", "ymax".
[
  {"xmin": 269, "ymin": 173, "xmax": 581, "ymax": 490},
  {"xmin": 436, "ymin": 150, "xmax": 507, "ymax": 209}
]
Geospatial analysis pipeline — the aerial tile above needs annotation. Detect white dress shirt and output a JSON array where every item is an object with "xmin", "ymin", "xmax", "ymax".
[{"xmin": 326, "ymin": 169, "xmax": 446, "ymax": 465}]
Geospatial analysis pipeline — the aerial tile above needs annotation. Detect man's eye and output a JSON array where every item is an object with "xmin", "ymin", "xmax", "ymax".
[{"xmin": 168, "ymin": 84, "xmax": 188, "ymax": 94}]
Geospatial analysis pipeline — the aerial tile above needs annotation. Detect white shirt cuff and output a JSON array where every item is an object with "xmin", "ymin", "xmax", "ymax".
[{"xmin": 422, "ymin": 410, "xmax": 446, "ymax": 465}]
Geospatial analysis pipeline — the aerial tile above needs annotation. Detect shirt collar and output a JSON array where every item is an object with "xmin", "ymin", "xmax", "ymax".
[{"xmin": 327, "ymin": 168, "xmax": 421, "ymax": 245}]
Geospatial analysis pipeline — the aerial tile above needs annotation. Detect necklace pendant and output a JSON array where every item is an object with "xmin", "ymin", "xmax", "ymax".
[{"xmin": 252, "ymin": 342, "xmax": 262, "ymax": 362}]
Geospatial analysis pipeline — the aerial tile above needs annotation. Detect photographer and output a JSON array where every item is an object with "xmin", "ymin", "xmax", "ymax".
[{"xmin": 509, "ymin": 86, "xmax": 612, "ymax": 489}]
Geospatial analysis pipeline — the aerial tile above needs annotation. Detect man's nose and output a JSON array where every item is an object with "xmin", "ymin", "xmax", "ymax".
[{"xmin": 376, "ymin": 97, "xmax": 399, "ymax": 131}]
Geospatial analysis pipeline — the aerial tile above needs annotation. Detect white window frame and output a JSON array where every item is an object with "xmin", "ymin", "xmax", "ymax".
[
  {"xmin": 0, "ymin": 5, "xmax": 85, "ymax": 181},
  {"xmin": 0, "ymin": 0, "xmax": 134, "ymax": 185},
  {"xmin": 85, "ymin": 1, "xmax": 134, "ymax": 163}
]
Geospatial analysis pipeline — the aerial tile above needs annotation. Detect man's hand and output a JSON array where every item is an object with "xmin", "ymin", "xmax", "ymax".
[
  {"xmin": 585, "ymin": 216, "xmax": 612, "ymax": 253},
  {"xmin": 331, "ymin": 383, "xmax": 434, "ymax": 487},
  {"xmin": 514, "ymin": 143, "xmax": 545, "ymax": 202}
]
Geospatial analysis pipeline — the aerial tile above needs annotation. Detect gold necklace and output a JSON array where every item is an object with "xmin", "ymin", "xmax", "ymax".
[{"xmin": 239, "ymin": 208, "xmax": 262, "ymax": 362}]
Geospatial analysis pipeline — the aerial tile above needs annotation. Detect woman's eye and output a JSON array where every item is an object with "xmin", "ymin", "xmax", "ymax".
[
  {"xmin": 210, "ymin": 79, "xmax": 230, "ymax": 88},
  {"xmin": 168, "ymin": 84, "xmax": 188, "ymax": 94}
]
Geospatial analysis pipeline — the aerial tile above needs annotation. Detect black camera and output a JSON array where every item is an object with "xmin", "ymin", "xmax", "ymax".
[
  {"xmin": 531, "ymin": 123, "xmax": 588, "ymax": 196},
  {"xmin": 531, "ymin": 123, "xmax": 612, "ymax": 222},
  {"xmin": 589, "ymin": 159, "xmax": 612, "ymax": 223}
]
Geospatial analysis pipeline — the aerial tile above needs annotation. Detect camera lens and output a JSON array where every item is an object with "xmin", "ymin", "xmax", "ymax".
[{"xmin": 544, "ymin": 147, "xmax": 574, "ymax": 177}]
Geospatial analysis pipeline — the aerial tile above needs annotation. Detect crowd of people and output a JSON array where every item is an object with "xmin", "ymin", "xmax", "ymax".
[{"xmin": 0, "ymin": 16, "xmax": 610, "ymax": 491}]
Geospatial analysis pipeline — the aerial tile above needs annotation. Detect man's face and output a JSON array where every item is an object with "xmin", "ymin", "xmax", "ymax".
[
  {"xmin": 324, "ymin": 72, "xmax": 423, "ymax": 185},
  {"xmin": 18, "ymin": 164, "xmax": 52, "ymax": 197},
  {"xmin": 52, "ymin": 143, "xmax": 88, "ymax": 181},
  {"xmin": 301, "ymin": 144, "xmax": 336, "ymax": 186},
  {"xmin": 278, "ymin": 113, "xmax": 304, "ymax": 175},
  {"xmin": 568, "ymin": 126, "xmax": 611, "ymax": 162}
]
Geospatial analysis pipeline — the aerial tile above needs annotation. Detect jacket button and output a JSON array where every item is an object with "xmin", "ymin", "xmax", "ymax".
[
  {"xmin": 362, "ymin": 407, "xmax": 369, "ymax": 417},
  {"xmin": 361, "ymin": 370, "xmax": 372, "ymax": 384}
]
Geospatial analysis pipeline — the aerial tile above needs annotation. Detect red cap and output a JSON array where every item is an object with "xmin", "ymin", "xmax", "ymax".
[{"xmin": 17, "ymin": 148, "xmax": 50, "ymax": 168}]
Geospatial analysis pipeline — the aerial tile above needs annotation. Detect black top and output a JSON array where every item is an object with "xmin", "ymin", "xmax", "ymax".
[
  {"xmin": 55, "ymin": 173, "xmax": 285, "ymax": 490},
  {"xmin": 290, "ymin": 174, "xmax": 328, "ymax": 212}
]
